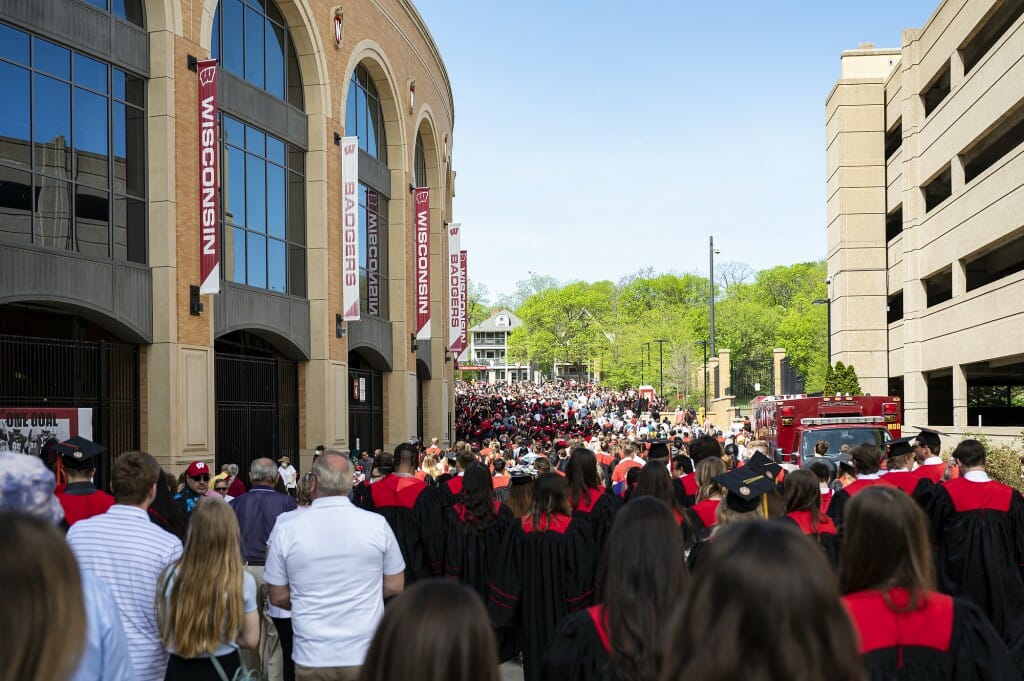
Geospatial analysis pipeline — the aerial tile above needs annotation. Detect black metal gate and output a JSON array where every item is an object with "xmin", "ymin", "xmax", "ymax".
[
  {"xmin": 731, "ymin": 353, "xmax": 775, "ymax": 409},
  {"xmin": 0, "ymin": 333, "xmax": 139, "ymax": 489},
  {"xmin": 780, "ymin": 356, "xmax": 805, "ymax": 396},
  {"xmin": 349, "ymin": 365, "xmax": 383, "ymax": 456},
  {"xmin": 215, "ymin": 353, "xmax": 299, "ymax": 477}
]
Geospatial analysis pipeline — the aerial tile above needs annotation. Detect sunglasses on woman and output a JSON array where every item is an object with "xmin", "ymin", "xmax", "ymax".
[{"xmin": 214, "ymin": 485, "xmax": 228, "ymax": 492}]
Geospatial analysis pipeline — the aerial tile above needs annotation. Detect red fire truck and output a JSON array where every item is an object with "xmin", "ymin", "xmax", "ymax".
[{"xmin": 753, "ymin": 394, "xmax": 901, "ymax": 468}]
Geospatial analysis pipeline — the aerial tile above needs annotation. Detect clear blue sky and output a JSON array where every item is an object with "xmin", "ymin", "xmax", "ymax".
[{"xmin": 414, "ymin": 1, "xmax": 938, "ymax": 302}]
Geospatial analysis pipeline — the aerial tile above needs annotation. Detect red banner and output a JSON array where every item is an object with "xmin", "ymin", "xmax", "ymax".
[
  {"xmin": 447, "ymin": 223, "xmax": 461, "ymax": 352},
  {"xmin": 367, "ymin": 190, "xmax": 380, "ymax": 316},
  {"xmin": 0, "ymin": 408, "xmax": 93, "ymax": 455},
  {"xmin": 197, "ymin": 59, "xmax": 220, "ymax": 294},
  {"xmin": 414, "ymin": 188, "xmax": 431, "ymax": 340},
  {"xmin": 458, "ymin": 249, "xmax": 468, "ymax": 353}
]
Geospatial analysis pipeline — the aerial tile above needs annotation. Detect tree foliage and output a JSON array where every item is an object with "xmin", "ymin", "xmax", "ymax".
[
  {"xmin": 823, "ymin": 361, "xmax": 863, "ymax": 396},
  {"xmin": 500, "ymin": 261, "xmax": 829, "ymax": 404}
]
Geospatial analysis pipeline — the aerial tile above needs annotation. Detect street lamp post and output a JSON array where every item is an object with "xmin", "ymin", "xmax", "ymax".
[
  {"xmin": 640, "ymin": 357, "xmax": 645, "ymax": 386},
  {"xmin": 654, "ymin": 339, "xmax": 669, "ymax": 401},
  {"xmin": 812, "ymin": 298, "xmax": 832, "ymax": 366},
  {"xmin": 709, "ymin": 236, "xmax": 720, "ymax": 355},
  {"xmin": 696, "ymin": 340, "xmax": 709, "ymax": 415}
]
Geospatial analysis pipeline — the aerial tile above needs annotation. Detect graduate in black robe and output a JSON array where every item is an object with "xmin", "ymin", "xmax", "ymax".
[
  {"xmin": 779, "ymin": 469, "xmax": 840, "ymax": 567},
  {"xmin": 543, "ymin": 497, "xmax": 689, "ymax": 681},
  {"xmin": 565, "ymin": 448, "xmax": 621, "ymax": 556},
  {"xmin": 839, "ymin": 481, "xmax": 1019, "ymax": 680},
  {"xmin": 928, "ymin": 439, "xmax": 1024, "ymax": 670},
  {"xmin": 354, "ymin": 446, "xmax": 443, "ymax": 582},
  {"xmin": 488, "ymin": 473, "xmax": 597, "ymax": 681}
]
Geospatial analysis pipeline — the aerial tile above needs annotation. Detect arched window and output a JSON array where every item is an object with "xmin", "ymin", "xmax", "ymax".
[
  {"xmin": 211, "ymin": 0, "xmax": 303, "ymax": 109},
  {"xmin": 80, "ymin": 0, "xmax": 144, "ymax": 26},
  {"xmin": 0, "ymin": 21, "xmax": 146, "ymax": 261},
  {"xmin": 414, "ymin": 134, "xmax": 427, "ymax": 188},
  {"xmin": 346, "ymin": 64, "xmax": 386, "ymax": 161}
]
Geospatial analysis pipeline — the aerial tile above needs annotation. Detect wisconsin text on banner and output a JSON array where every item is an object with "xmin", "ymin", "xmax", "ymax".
[
  {"xmin": 447, "ymin": 223, "xmax": 462, "ymax": 353},
  {"xmin": 197, "ymin": 59, "xmax": 220, "ymax": 295},
  {"xmin": 414, "ymin": 187, "xmax": 431, "ymax": 339},
  {"xmin": 341, "ymin": 137, "xmax": 360, "ymax": 321},
  {"xmin": 458, "ymin": 249, "xmax": 468, "ymax": 353},
  {"xmin": 367, "ymin": 189, "xmax": 380, "ymax": 316}
]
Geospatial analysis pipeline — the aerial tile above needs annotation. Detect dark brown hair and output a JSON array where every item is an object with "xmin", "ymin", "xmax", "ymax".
[
  {"xmin": 849, "ymin": 443, "xmax": 882, "ymax": 476},
  {"xmin": 600, "ymin": 498, "xmax": 688, "ymax": 681},
  {"xmin": 783, "ymin": 469, "xmax": 822, "ymax": 532},
  {"xmin": 662, "ymin": 522, "xmax": 862, "ymax": 681},
  {"xmin": 529, "ymin": 473, "xmax": 571, "ymax": 532},
  {"xmin": 111, "ymin": 450, "xmax": 162, "ymax": 505},
  {"xmin": 839, "ymin": 485, "xmax": 935, "ymax": 612},
  {"xmin": 635, "ymin": 463, "xmax": 681, "ymax": 514},
  {"xmin": 566, "ymin": 447, "xmax": 600, "ymax": 508},
  {"xmin": 359, "ymin": 579, "xmax": 498, "ymax": 681},
  {"xmin": 952, "ymin": 439, "xmax": 986, "ymax": 468},
  {"xmin": 459, "ymin": 463, "xmax": 497, "ymax": 535},
  {"xmin": 0, "ymin": 513, "xmax": 86, "ymax": 681}
]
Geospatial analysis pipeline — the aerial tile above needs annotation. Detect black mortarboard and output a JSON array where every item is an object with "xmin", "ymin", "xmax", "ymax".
[
  {"xmin": 508, "ymin": 467, "xmax": 536, "ymax": 484},
  {"xmin": 715, "ymin": 468, "xmax": 777, "ymax": 513},
  {"xmin": 913, "ymin": 427, "xmax": 943, "ymax": 450},
  {"xmin": 886, "ymin": 436, "xmax": 915, "ymax": 459},
  {"xmin": 56, "ymin": 436, "xmax": 107, "ymax": 470},
  {"xmin": 647, "ymin": 440, "xmax": 670, "ymax": 460},
  {"xmin": 747, "ymin": 451, "xmax": 783, "ymax": 480}
]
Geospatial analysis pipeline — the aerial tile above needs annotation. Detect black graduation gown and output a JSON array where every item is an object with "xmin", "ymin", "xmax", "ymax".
[
  {"xmin": 571, "ymin": 487, "xmax": 621, "ymax": 557},
  {"xmin": 672, "ymin": 473, "xmax": 698, "ymax": 508},
  {"xmin": 843, "ymin": 589, "xmax": 1019, "ymax": 680},
  {"xmin": 488, "ymin": 513, "xmax": 597, "ymax": 681},
  {"xmin": 353, "ymin": 473, "xmax": 442, "ymax": 582},
  {"xmin": 779, "ymin": 511, "xmax": 839, "ymax": 567},
  {"xmin": 826, "ymin": 477, "xmax": 896, "ymax": 527},
  {"xmin": 882, "ymin": 471, "xmax": 935, "ymax": 507},
  {"xmin": 443, "ymin": 501, "xmax": 514, "ymax": 600},
  {"xmin": 928, "ymin": 476, "xmax": 1024, "ymax": 669},
  {"xmin": 683, "ymin": 498, "xmax": 719, "ymax": 542},
  {"xmin": 542, "ymin": 606, "xmax": 614, "ymax": 681}
]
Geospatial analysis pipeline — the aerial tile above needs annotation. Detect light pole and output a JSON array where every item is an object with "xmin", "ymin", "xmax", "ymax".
[
  {"xmin": 813, "ymin": 298, "xmax": 831, "ymax": 366},
  {"xmin": 653, "ymin": 339, "xmax": 669, "ymax": 401},
  {"xmin": 709, "ymin": 236, "xmax": 721, "ymax": 355},
  {"xmin": 640, "ymin": 356, "xmax": 645, "ymax": 386},
  {"xmin": 696, "ymin": 340, "xmax": 709, "ymax": 415}
]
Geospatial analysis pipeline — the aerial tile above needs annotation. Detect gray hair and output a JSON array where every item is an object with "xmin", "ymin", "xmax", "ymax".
[
  {"xmin": 227, "ymin": 463, "xmax": 239, "ymax": 476},
  {"xmin": 250, "ymin": 457, "xmax": 278, "ymax": 484},
  {"xmin": 0, "ymin": 453, "xmax": 64, "ymax": 525},
  {"xmin": 312, "ymin": 451, "xmax": 354, "ymax": 496}
]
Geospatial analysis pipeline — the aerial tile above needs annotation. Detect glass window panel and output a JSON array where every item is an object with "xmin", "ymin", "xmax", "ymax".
[
  {"xmin": 73, "ymin": 88, "xmax": 109, "ymax": 188},
  {"xmin": 355, "ymin": 86, "xmax": 367, "ymax": 152},
  {"xmin": 0, "ymin": 62, "xmax": 31, "ymax": 170},
  {"xmin": 222, "ymin": 0, "xmax": 245, "ymax": 76},
  {"xmin": 345, "ymin": 80, "xmax": 357, "ymax": 135},
  {"xmin": 114, "ymin": 0, "xmax": 145, "ymax": 27},
  {"xmin": 211, "ymin": 6, "xmax": 220, "ymax": 60},
  {"xmin": 223, "ymin": 115, "xmax": 244, "ymax": 146},
  {"xmin": 81, "ymin": 0, "xmax": 106, "ymax": 11},
  {"xmin": 0, "ymin": 165, "xmax": 33, "ymax": 244},
  {"xmin": 265, "ymin": 22, "xmax": 284, "ymax": 100},
  {"xmin": 112, "ymin": 193, "xmax": 126, "ymax": 259},
  {"xmin": 245, "ymin": 154, "xmax": 266, "ymax": 232},
  {"xmin": 286, "ymin": 40, "xmax": 302, "ymax": 109},
  {"xmin": 124, "ymin": 196, "xmax": 145, "ymax": 262},
  {"xmin": 225, "ymin": 145, "xmax": 246, "ymax": 226},
  {"xmin": 124, "ymin": 105, "xmax": 145, "ymax": 197},
  {"xmin": 287, "ymin": 144, "xmax": 303, "ymax": 173},
  {"xmin": 246, "ymin": 231, "xmax": 266, "ymax": 288},
  {"xmin": 33, "ymin": 75, "xmax": 71, "ymax": 179},
  {"xmin": 268, "ymin": 237, "xmax": 285, "ymax": 292},
  {"xmin": 0, "ymin": 23, "xmax": 30, "ymax": 64},
  {"xmin": 288, "ymin": 244, "xmax": 305, "ymax": 296},
  {"xmin": 33, "ymin": 39, "xmax": 70, "ymax": 80},
  {"xmin": 246, "ymin": 127, "xmax": 265, "ymax": 156},
  {"xmin": 74, "ymin": 183, "xmax": 109, "ymax": 257},
  {"xmin": 287, "ymin": 170, "xmax": 304, "ymax": 244},
  {"xmin": 244, "ymin": 7, "xmax": 265, "ymax": 89},
  {"xmin": 73, "ymin": 54, "xmax": 107, "ymax": 93},
  {"xmin": 266, "ymin": 0, "xmax": 284, "ymax": 25},
  {"xmin": 112, "ymin": 69, "xmax": 125, "ymax": 100},
  {"xmin": 266, "ymin": 162, "xmax": 284, "ymax": 238},
  {"xmin": 124, "ymin": 75, "xmax": 144, "ymax": 106},
  {"xmin": 228, "ymin": 225, "xmax": 246, "ymax": 283},
  {"xmin": 266, "ymin": 136, "xmax": 284, "ymax": 165},
  {"xmin": 34, "ymin": 175, "xmax": 72, "ymax": 249}
]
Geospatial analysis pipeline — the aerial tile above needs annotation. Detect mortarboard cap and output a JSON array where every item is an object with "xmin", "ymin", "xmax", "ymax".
[
  {"xmin": 913, "ymin": 427, "xmax": 943, "ymax": 450},
  {"xmin": 56, "ymin": 436, "xmax": 107, "ymax": 471},
  {"xmin": 747, "ymin": 451, "xmax": 783, "ymax": 480},
  {"xmin": 647, "ymin": 440, "xmax": 670, "ymax": 460},
  {"xmin": 886, "ymin": 436, "xmax": 915, "ymax": 459},
  {"xmin": 508, "ymin": 466, "xmax": 536, "ymax": 484},
  {"xmin": 715, "ymin": 468, "xmax": 777, "ymax": 514}
]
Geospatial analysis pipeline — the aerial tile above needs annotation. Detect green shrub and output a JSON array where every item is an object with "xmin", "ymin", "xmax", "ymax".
[{"xmin": 959, "ymin": 431, "xmax": 1024, "ymax": 491}]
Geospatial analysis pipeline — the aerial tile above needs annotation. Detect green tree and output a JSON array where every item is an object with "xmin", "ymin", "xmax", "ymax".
[
  {"xmin": 824, "ymin": 361, "xmax": 862, "ymax": 396},
  {"xmin": 466, "ymin": 279, "xmax": 491, "ymax": 328}
]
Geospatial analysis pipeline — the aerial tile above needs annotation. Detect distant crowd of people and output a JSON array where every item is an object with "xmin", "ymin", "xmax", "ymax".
[{"xmin": 2, "ymin": 382, "xmax": 1024, "ymax": 681}]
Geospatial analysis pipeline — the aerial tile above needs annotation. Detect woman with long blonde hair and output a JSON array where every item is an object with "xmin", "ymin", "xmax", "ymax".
[{"xmin": 158, "ymin": 497, "xmax": 259, "ymax": 680}]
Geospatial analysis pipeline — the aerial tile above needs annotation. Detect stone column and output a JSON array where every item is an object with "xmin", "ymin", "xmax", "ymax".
[{"xmin": 952, "ymin": 364, "xmax": 968, "ymax": 429}]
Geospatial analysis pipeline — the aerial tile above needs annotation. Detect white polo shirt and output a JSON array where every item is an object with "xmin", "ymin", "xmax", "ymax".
[{"xmin": 264, "ymin": 495, "xmax": 405, "ymax": 667}]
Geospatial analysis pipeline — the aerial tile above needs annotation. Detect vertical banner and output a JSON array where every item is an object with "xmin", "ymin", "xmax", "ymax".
[
  {"xmin": 447, "ymin": 223, "xmax": 461, "ymax": 352},
  {"xmin": 197, "ymin": 59, "xmax": 220, "ymax": 294},
  {"xmin": 341, "ymin": 137, "xmax": 360, "ymax": 320},
  {"xmin": 366, "ymin": 190, "xmax": 379, "ymax": 316},
  {"xmin": 414, "ymin": 187, "xmax": 431, "ymax": 339},
  {"xmin": 458, "ymin": 249, "xmax": 468, "ymax": 353}
]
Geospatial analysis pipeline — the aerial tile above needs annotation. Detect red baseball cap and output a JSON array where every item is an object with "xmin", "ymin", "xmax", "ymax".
[{"xmin": 186, "ymin": 461, "xmax": 210, "ymax": 478}]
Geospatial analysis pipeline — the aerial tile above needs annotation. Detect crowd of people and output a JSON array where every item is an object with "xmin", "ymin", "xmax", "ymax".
[{"xmin": 2, "ymin": 381, "xmax": 1024, "ymax": 681}]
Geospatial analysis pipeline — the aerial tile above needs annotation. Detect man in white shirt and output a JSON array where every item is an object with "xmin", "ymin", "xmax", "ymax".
[
  {"xmin": 67, "ymin": 451, "xmax": 183, "ymax": 681},
  {"xmin": 278, "ymin": 455, "xmax": 298, "ymax": 496},
  {"xmin": 265, "ymin": 452, "xmax": 405, "ymax": 681}
]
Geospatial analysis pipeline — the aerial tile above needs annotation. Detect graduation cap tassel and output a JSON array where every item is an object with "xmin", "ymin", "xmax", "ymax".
[{"xmin": 762, "ymin": 494, "xmax": 769, "ymax": 518}]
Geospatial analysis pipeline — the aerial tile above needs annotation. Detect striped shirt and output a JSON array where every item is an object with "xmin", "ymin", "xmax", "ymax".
[{"xmin": 67, "ymin": 505, "xmax": 182, "ymax": 681}]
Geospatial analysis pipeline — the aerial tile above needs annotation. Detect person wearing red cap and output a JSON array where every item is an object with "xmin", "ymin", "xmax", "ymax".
[{"xmin": 174, "ymin": 460, "xmax": 211, "ymax": 519}]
